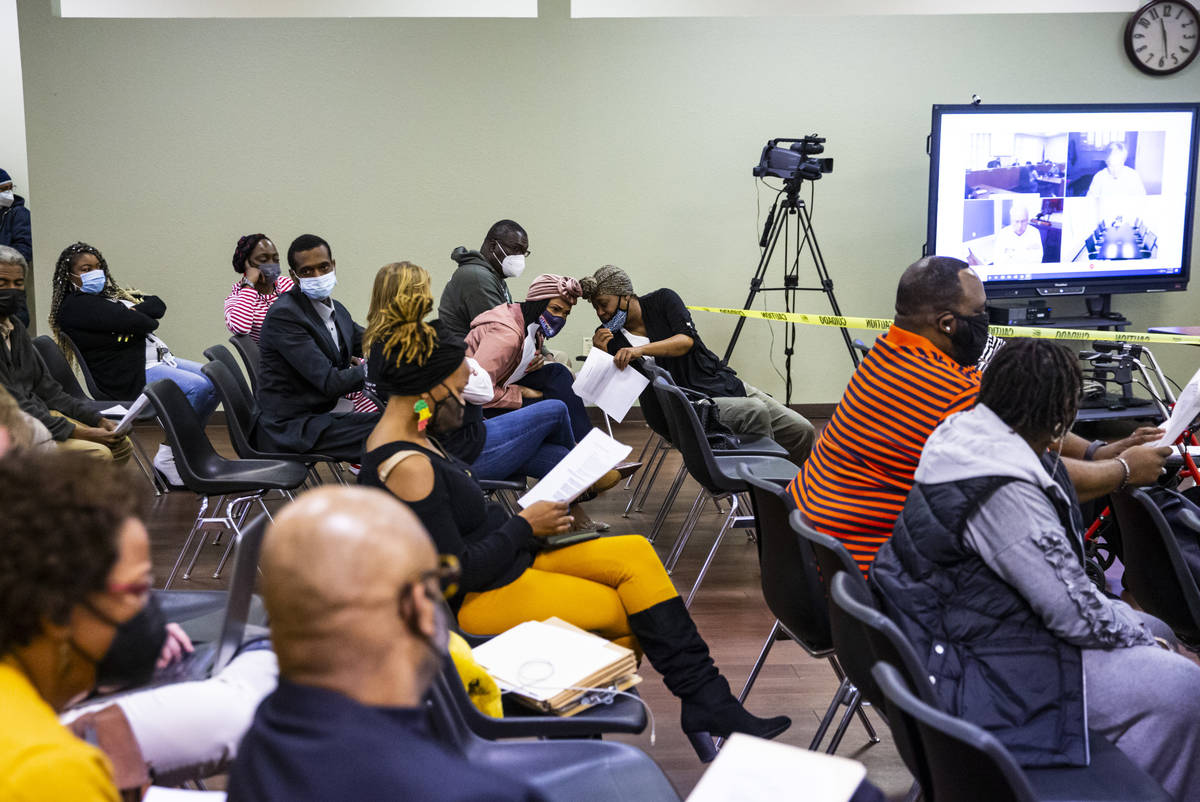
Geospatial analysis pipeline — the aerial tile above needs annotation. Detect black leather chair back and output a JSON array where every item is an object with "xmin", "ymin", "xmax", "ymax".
[
  {"xmin": 200, "ymin": 360, "xmax": 258, "ymax": 460},
  {"xmin": 32, "ymin": 335, "xmax": 90, "ymax": 399},
  {"xmin": 60, "ymin": 331, "xmax": 110, "ymax": 400},
  {"xmin": 142, "ymin": 379, "xmax": 224, "ymax": 487},
  {"xmin": 830, "ymin": 571, "xmax": 937, "ymax": 791},
  {"xmin": 203, "ymin": 344, "xmax": 252, "ymax": 403},
  {"xmin": 872, "ymin": 662, "xmax": 1037, "ymax": 802},
  {"xmin": 651, "ymin": 376, "xmax": 728, "ymax": 495},
  {"xmin": 1111, "ymin": 488, "xmax": 1200, "ymax": 644},
  {"xmin": 739, "ymin": 465, "xmax": 832, "ymax": 653},
  {"xmin": 229, "ymin": 334, "xmax": 262, "ymax": 395},
  {"xmin": 792, "ymin": 510, "xmax": 862, "ymax": 587}
]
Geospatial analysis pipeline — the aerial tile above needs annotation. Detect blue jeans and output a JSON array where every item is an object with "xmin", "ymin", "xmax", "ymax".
[
  {"xmin": 146, "ymin": 358, "xmax": 219, "ymax": 423},
  {"xmin": 515, "ymin": 361, "xmax": 592, "ymax": 442},
  {"xmin": 471, "ymin": 399, "xmax": 576, "ymax": 481}
]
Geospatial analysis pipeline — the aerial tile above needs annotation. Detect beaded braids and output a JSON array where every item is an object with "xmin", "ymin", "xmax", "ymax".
[
  {"xmin": 363, "ymin": 261, "xmax": 437, "ymax": 366},
  {"xmin": 232, "ymin": 233, "xmax": 269, "ymax": 273},
  {"xmin": 979, "ymin": 339, "xmax": 1081, "ymax": 442},
  {"xmin": 48, "ymin": 241, "xmax": 143, "ymax": 362}
]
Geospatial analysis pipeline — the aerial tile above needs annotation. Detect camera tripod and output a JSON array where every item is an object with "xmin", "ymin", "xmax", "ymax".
[{"xmin": 723, "ymin": 185, "xmax": 860, "ymax": 403}]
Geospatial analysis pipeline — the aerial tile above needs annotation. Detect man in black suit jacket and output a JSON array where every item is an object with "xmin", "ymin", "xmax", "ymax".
[{"xmin": 253, "ymin": 234, "xmax": 378, "ymax": 461}]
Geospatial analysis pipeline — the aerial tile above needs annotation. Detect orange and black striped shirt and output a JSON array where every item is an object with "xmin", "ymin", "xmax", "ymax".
[{"xmin": 787, "ymin": 326, "xmax": 980, "ymax": 576}]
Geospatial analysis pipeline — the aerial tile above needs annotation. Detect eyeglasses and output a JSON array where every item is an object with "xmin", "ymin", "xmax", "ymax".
[
  {"xmin": 403, "ymin": 554, "xmax": 461, "ymax": 601},
  {"xmin": 496, "ymin": 242, "xmax": 531, "ymax": 259}
]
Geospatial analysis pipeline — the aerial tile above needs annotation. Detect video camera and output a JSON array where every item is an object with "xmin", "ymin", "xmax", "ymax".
[{"xmin": 752, "ymin": 136, "xmax": 834, "ymax": 187}]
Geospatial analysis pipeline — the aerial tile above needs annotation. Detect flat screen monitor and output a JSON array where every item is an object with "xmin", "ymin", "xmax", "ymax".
[{"xmin": 926, "ymin": 103, "xmax": 1200, "ymax": 299}]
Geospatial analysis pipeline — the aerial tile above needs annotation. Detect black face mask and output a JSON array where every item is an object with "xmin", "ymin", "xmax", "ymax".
[
  {"xmin": 426, "ymin": 384, "xmax": 466, "ymax": 437},
  {"xmin": 0, "ymin": 288, "xmax": 25, "ymax": 319},
  {"xmin": 80, "ymin": 595, "xmax": 168, "ymax": 691},
  {"xmin": 949, "ymin": 312, "xmax": 990, "ymax": 367}
]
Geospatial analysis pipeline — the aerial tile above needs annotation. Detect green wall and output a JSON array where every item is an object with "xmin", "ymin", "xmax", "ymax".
[{"xmin": 18, "ymin": 0, "xmax": 1200, "ymax": 401}]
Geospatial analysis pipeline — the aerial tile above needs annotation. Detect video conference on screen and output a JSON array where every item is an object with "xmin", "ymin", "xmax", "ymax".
[{"xmin": 931, "ymin": 108, "xmax": 1197, "ymax": 286}]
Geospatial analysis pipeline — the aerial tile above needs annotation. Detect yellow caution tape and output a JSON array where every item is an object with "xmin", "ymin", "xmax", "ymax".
[{"xmin": 686, "ymin": 306, "xmax": 1200, "ymax": 346}]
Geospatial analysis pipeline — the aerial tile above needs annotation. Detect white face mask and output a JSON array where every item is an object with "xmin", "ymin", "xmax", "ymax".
[
  {"xmin": 0, "ymin": 191, "xmax": 13, "ymax": 208},
  {"xmin": 298, "ymin": 271, "xmax": 337, "ymax": 301},
  {"xmin": 461, "ymin": 357, "xmax": 495, "ymax": 405},
  {"xmin": 494, "ymin": 243, "xmax": 526, "ymax": 279}
]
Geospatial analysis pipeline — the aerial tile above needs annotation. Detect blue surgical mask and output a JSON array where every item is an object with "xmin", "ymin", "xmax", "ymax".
[
  {"xmin": 602, "ymin": 297, "xmax": 629, "ymax": 333},
  {"xmin": 299, "ymin": 271, "xmax": 337, "ymax": 300},
  {"xmin": 79, "ymin": 270, "xmax": 107, "ymax": 295},
  {"xmin": 538, "ymin": 311, "xmax": 566, "ymax": 338}
]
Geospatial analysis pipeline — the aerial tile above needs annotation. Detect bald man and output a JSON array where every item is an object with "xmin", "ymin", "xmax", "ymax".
[{"xmin": 226, "ymin": 487, "xmax": 542, "ymax": 802}]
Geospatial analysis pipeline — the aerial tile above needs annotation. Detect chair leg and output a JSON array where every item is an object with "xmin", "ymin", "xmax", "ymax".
[
  {"xmin": 627, "ymin": 431, "xmax": 658, "ymax": 489},
  {"xmin": 130, "ymin": 437, "xmax": 166, "ymax": 496},
  {"xmin": 825, "ymin": 685, "xmax": 862, "ymax": 754},
  {"xmin": 630, "ymin": 441, "xmax": 670, "ymax": 515},
  {"xmin": 182, "ymin": 496, "xmax": 217, "ymax": 583},
  {"xmin": 648, "ymin": 463, "xmax": 688, "ymax": 543},
  {"xmin": 738, "ymin": 620, "xmax": 780, "ymax": 704},
  {"xmin": 810, "ymin": 675, "xmax": 852, "ymax": 751},
  {"xmin": 165, "ymin": 499, "xmax": 207, "ymax": 589},
  {"xmin": 685, "ymin": 494, "xmax": 738, "ymax": 608},
  {"xmin": 664, "ymin": 488, "xmax": 707, "ymax": 573}
]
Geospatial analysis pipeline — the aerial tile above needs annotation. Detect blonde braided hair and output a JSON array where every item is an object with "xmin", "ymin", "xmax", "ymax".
[{"xmin": 363, "ymin": 261, "xmax": 437, "ymax": 365}]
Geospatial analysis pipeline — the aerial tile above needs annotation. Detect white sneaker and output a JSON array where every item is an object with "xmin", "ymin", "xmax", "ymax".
[{"xmin": 153, "ymin": 444, "xmax": 184, "ymax": 488}]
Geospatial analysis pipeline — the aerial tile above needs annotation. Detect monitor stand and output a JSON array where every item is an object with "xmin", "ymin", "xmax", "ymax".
[{"xmin": 986, "ymin": 293, "xmax": 1129, "ymax": 332}]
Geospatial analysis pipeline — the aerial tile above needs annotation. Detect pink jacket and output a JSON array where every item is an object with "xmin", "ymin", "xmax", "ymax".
[{"xmin": 465, "ymin": 303, "xmax": 543, "ymax": 409}]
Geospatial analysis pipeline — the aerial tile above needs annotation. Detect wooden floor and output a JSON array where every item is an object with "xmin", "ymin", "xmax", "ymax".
[{"xmin": 131, "ymin": 419, "xmax": 914, "ymax": 799}]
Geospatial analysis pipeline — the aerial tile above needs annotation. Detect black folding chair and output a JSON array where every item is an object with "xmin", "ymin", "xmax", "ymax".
[
  {"xmin": 871, "ymin": 662, "xmax": 1171, "ymax": 802},
  {"xmin": 426, "ymin": 670, "xmax": 678, "ymax": 802},
  {"xmin": 229, "ymin": 334, "xmax": 262, "ymax": 395},
  {"xmin": 1110, "ymin": 487, "xmax": 1200, "ymax": 647},
  {"xmin": 203, "ymin": 344, "xmax": 253, "ymax": 403},
  {"xmin": 32, "ymin": 334, "xmax": 165, "ymax": 495},
  {"xmin": 143, "ymin": 379, "xmax": 307, "ymax": 586},
  {"xmin": 738, "ymin": 466, "xmax": 878, "ymax": 754},
  {"xmin": 650, "ymin": 376, "xmax": 798, "ymax": 606},
  {"xmin": 200, "ymin": 359, "xmax": 347, "ymax": 487}
]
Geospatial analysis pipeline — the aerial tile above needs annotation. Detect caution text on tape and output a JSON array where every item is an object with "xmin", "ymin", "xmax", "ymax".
[{"xmin": 686, "ymin": 306, "xmax": 1200, "ymax": 346}]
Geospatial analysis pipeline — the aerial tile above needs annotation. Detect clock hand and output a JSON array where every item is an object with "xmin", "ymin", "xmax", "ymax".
[{"xmin": 1161, "ymin": 17, "xmax": 1168, "ymax": 54}]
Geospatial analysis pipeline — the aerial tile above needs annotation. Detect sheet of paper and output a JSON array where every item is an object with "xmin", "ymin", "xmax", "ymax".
[
  {"xmin": 687, "ymin": 733, "xmax": 866, "ymax": 802},
  {"xmin": 518, "ymin": 429, "xmax": 632, "ymax": 508},
  {"xmin": 1155, "ymin": 366, "xmax": 1200, "ymax": 446},
  {"xmin": 100, "ymin": 404, "xmax": 128, "ymax": 416},
  {"xmin": 143, "ymin": 787, "xmax": 227, "ymax": 801},
  {"xmin": 571, "ymin": 347, "xmax": 650, "ymax": 423},
  {"xmin": 111, "ymin": 393, "xmax": 151, "ymax": 436},
  {"xmin": 472, "ymin": 620, "xmax": 625, "ymax": 702},
  {"xmin": 503, "ymin": 325, "xmax": 540, "ymax": 388}
]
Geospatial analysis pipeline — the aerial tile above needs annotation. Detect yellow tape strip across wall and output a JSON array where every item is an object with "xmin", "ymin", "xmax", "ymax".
[{"xmin": 686, "ymin": 306, "xmax": 1200, "ymax": 346}]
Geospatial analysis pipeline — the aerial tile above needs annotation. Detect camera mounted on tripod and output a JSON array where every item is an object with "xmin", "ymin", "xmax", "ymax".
[{"xmin": 752, "ymin": 135, "xmax": 834, "ymax": 195}]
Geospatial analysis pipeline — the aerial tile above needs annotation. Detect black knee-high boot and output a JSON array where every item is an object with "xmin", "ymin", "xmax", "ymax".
[{"xmin": 627, "ymin": 597, "xmax": 791, "ymax": 761}]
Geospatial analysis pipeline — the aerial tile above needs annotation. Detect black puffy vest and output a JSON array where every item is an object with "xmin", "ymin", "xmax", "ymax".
[{"xmin": 872, "ymin": 472, "xmax": 1089, "ymax": 767}]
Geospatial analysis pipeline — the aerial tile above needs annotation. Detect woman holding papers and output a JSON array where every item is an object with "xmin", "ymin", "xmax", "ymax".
[
  {"xmin": 464, "ymin": 274, "xmax": 592, "ymax": 442},
  {"xmin": 357, "ymin": 290, "xmax": 792, "ymax": 762},
  {"xmin": 365, "ymin": 264, "xmax": 624, "ymax": 530}
]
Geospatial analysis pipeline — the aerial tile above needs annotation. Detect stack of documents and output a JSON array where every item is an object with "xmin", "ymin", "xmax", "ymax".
[{"xmin": 471, "ymin": 618, "xmax": 640, "ymax": 716}]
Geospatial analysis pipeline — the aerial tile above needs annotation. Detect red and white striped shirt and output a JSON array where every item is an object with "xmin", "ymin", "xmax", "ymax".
[{"xmin": 223, "ymin": 276, "xmax": 295, "ymax": 342}]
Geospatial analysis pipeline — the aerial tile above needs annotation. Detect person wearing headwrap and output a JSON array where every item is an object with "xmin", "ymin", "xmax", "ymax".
[
  {"xmin": 222, "ymin": 234, "xmax": 294, "ymax": 342},
  {"xmin": 359, "ymin": 289, "xmax": 792, "ymax": 762},
  {"xmin": 581, "ymin": 265, "xmax": 815, "ymax": 468},
  {"xmin": 464, "ymin": 273, "xmax": 592, "ymax": 441}
]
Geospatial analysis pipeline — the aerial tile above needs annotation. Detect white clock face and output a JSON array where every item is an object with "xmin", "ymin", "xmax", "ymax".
[{"xmin": 1129, "ymin": 1, "xmax": 1198, "ymax": 73}]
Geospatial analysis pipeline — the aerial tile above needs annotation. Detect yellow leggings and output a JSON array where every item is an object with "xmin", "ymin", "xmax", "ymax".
[{"xmin": 457, "ymin": 535, "xmax": 678, "ymax": 651}]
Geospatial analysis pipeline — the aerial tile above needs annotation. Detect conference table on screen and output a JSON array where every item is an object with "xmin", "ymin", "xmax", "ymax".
[{"xmin": 1094, "ymin": 223, "xmax": 1142, "ymax": 261}]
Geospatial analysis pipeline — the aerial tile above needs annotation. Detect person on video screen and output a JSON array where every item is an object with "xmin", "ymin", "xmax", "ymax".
[{"xmin": 993, "ymin": 200, "xmax": 1044, "ymax": 265}]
